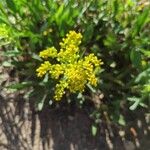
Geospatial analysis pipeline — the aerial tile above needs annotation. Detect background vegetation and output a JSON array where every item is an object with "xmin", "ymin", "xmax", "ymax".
[{"xmin": 0, "ymin": 0, "xmax": 149, "ymax": 133}]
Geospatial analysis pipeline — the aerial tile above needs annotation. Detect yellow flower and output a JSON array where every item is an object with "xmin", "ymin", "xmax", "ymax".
[
  {"xmin": 59, "ymin": 30, "xmax": 82, "ymax": 49},
  {"xmin": 0, "ymin": 24, "xmax": 9, "ymax": 38},
  {"xmin": 0, "ymin": 24, "xmax": 12, "ymax": 44},
  {"xmin": 64, "ymin": 63, "xmax": 86, "ymax": 92},
  {"xmin": 54, "ymin": 80, "xmax": 68, "ymax": 101},
  {"xmin": 39, "ymin": 47, "xmax": 57, "ymax": 59},
  {"xmin": 88, "ymin": 74, "xmax": 98, "ymax": 86},
  {"xmin": 36, "ymin": 61, "xmax": 51, "ymax": 77},
  {"xmin": 50, "ymin": 64, "xmax": 64, "ymax": 79},
  {"xmin": 84, "ymin": 54, "xmax": 101, "ymax": 67},
  {"xmin": 57, "ymin": 44, "xmax": 79, "ymax": 63},
  {"xmin": 43, "ymin": 28, "xmax": 53, "ymax": 36}
]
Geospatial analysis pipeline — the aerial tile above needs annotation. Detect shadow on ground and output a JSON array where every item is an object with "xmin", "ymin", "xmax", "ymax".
[{"xmin": 0, "ymin": 93, "xmax": 149, "ymax": 150}]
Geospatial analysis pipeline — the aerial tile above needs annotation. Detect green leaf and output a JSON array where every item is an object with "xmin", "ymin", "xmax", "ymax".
[
  {"xmin": 87, "ymin": 83, "xmax": 96, "ymax": 93},
  {"xmin": 37, "ymin": 94, "xmax": 47, "ymax": 111},
  {"xmin": 112, "ymin": 0, "xmax": 119, "ymax": 16},
  {"xmin": 83, "ymin": 24, "xmax": 94, "ymax": 42},
  {"xmin": 2, "ymin": 49, "xmax": 22, "ymax": 57},
  {"xmin": 132, "ymin": 8, "xmax": 150, "ymax": 36},
  {"xmin": 38, "ymin": 100, "xmax": 44, "ymax": 111},
  {"xmin": 140, "ymin": 49, "xmax": 150, "ymax": 58},
  {"xmin": 91, "ymin": 125, "xmax": 97, "ymax": 136},
  {"xmin": 6, "ymin": 0, "xmax": 17, "ymax": 13},
  {"xmin": 130, "ymin": 50, "xmax": 141, "ymax": 68},
  {"xmin": 142, "ymin": 84, "xmax": 150, "ymax": 93},
  {"xmin": 135, "ymin": 68, "xmax": 150, "ymax": 83},
  {"xmin": 118, "ymin": 114, "xmax": 126, "ymax": 126},
  {"xmin": 103, "ymin": 33, "xmax": 116, "ymax": 47},
  {"xmin": 77, "ymin": 93, "xmax": 83, "ymax": 99},
  {"xmin": 54, "ymin": 4, "xmax": 64, "ymax": 25},
  {"xmin": 128, "ymin": 97, "xmax": 141, "ymax": 110},
  {"xmin": 43, "ymin": 74, "xmax": 49, "ymax": 83},
  {"xmin": 6, "ymin": 82, "xmax": 32, "ymax": 90},
  {"xmin": 2, "ymin": 61, "xmax": 12, "ymax": 67},
  {"xmin": 31, "ymin": 53, "xmax": 42, "ymax": 61},
  {"xmin": 139, "ymin": 102, "xmax": 148, "ymax": 108}
]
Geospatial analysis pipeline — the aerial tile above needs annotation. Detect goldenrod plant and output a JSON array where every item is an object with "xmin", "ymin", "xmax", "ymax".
[{"xmin": 36, "ymin": 31, "xmax": 103, "ymax": 100}]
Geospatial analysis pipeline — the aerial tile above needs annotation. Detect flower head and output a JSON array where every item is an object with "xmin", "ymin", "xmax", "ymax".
[
  {"xmin": 36, "ymin": 30, "xmax": 102, "ymax": 101},
  {"xmin": 36, "ymin": 61, "xmax": 51, "ymax": 77},
  {"xmin": 39, "ymin": 47, "xmax": 57, "ymax": 59}
]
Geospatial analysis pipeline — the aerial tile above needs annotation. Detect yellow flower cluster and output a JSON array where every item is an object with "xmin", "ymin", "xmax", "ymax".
[
  {"xmin": 0, "ymin": 24, "xmax": 9, "ymax": 38},
  {"xmin": 36, "ymin": 61, "xmax": 51, "ymax": 77},
  {"xmin": 58, "ymin": 31, "xmax": 82, "ymax": 63},
  {"xmin": 36, "ymin": 31, "xmax": 103, "ymax": 101},
  {"xmin": 0, "ymin": 24, "xmax": 12, "ymax": 45},
  {"xmin": 39, "ymin": 47, "xmax": 57, "ymax": 59},
  {"xmin": 54, "ymin": 80, "xmax": 68, "ymax": 100},
  {"xmin": 59, "ymin": 31, "xmax": 82, "ymax": 48}
]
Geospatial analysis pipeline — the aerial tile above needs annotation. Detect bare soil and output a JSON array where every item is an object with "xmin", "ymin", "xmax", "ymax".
[{"xmin": 0, "ymin": 91, "xmax": 149, "ymax": 150}]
